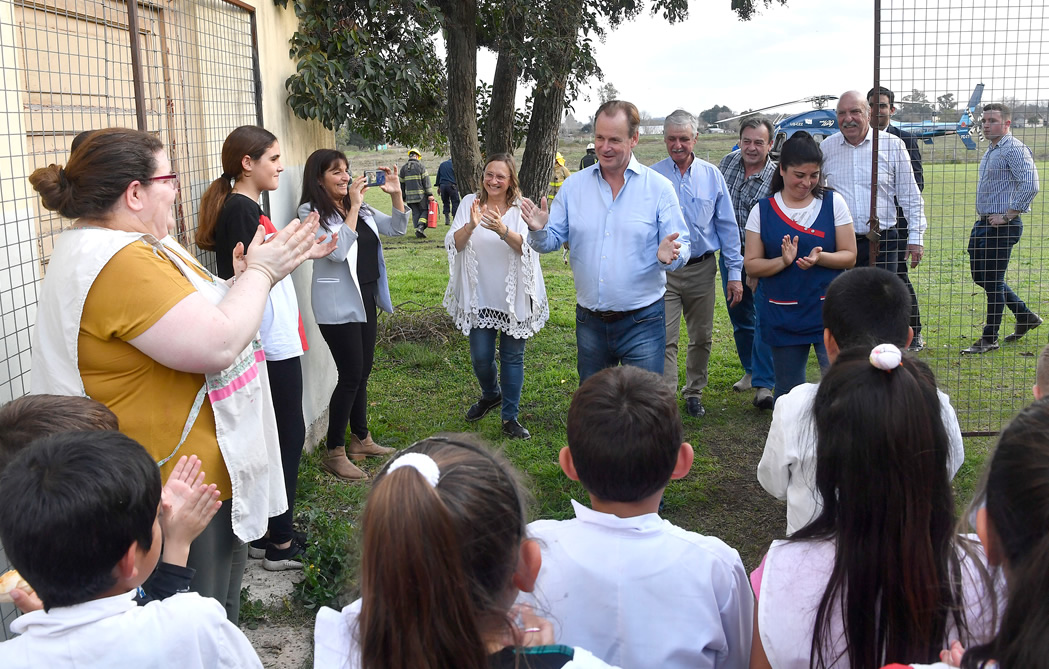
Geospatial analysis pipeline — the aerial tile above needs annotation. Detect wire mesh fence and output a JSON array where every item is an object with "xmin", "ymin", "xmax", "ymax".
[
  {"xmin": 879, "ymin": 0, "xmax": 1049, "ymax": 435},
  {"xmin": 0, "ymin": 0, "xmax": 260, "ymax": 639}
]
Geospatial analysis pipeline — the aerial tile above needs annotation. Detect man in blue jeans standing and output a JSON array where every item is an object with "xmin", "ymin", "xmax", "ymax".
[
  {"xmin": 963, "ymin": 102, "xmax": 1041, "ymax": 354},
  {"xmin": 522, "ymin": 99, "xmax": 690, "ymax": 382},
  {"xmin": 718, "ymin": 116, "xmax": 777, "ymax": 410}
]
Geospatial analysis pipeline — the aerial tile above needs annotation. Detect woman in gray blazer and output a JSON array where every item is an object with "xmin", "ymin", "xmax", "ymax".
[{"xmin": 298, "ymin": 150, "xmax": 407, "ymax": 480}]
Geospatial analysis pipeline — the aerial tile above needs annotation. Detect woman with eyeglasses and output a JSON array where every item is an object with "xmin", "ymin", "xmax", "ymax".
[
  {"xmin": 444, "ymin": 154, "xmax": 549, "ymax": 440},
  {"xmin": 196, "ymin": 125, "xmax": 317, "ymax": 575},
  {"xmin": 28, "ymin": 127, "xmax": 333, "ymax": 623}
]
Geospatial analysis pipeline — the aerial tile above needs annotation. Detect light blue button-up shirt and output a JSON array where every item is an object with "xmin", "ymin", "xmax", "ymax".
[
  {"xmin": 976, "ymin": 132, "xmax": 1040, "ymax": 216},
  {"xmin": 528, "ymin": 156, "xmax": 690, "ymax": 312},
  {"xmin": 651, "ymin": 154, "xmax": 742, "ymax": 281}
]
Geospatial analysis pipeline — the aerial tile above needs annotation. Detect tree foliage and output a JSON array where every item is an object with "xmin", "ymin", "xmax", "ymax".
[
  {"xmin": 700, "ymin": 104, "xmax": 734, "ymax": 125},
  {"xmin": 730, "ymin": 0, "xmax": 788, "ymax": 20}
]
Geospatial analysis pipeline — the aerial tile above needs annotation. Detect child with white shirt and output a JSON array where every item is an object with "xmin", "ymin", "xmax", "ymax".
[
  {"xmin": 757, "ymin": 267, "xmax": 966, "ymax": 535},
  {"xmin": 0, "ymin": 430, "xmax": 261, "ymax": 669},
  {"xmin": 521, "ymin": 366, "xmax": 753, "ymax": 669}
]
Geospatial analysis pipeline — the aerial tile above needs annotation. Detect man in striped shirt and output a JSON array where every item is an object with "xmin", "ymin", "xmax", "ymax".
[{"xmin": 962, "ymin": 103, "xmax": 1041, "ymax": 354}]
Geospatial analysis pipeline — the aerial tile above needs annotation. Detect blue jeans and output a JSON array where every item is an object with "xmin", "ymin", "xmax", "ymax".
[
  {"xmin": 968, "ymin": 218, "xmax": 1035, "ymax": 340},
  {"xmin": 771, "ymin": 342, "xmax": 829, "ymax": 399},
  {"xmin": 469, "ymin": 328, "xmax": 526, "ymax": 421},
  {"xmin": 719, "ymin": 252, "xmax": 774, "ymax": 390},
  {"xmin": 576, "ymin": 299, "xmax": 666, "ymax": 383}
]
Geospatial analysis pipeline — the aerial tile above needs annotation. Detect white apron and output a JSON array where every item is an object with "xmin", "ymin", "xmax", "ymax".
[{"xmin": 30, "ymin": 227, "xmax": 286, "ymax": 541}]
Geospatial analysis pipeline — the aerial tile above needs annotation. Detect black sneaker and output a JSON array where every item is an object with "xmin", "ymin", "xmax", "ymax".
[
  {"xmin": 685, "ymin": 396, "xmax": 705, "ymax": 418},
  {"xmin": 262, "ymin": 540, "xmax": 306, "ymax": 572},
  {"xmin": 465, "ymin": 394, "xmax": 502, "ymax": 421},
  {"xmin": 961, "ymin": 338, "xmax": 999, "ymax": 355},
  {"xmin": 502, "ymin": 419, "xmax": 531, "ymax": 440},
  {"xmin": 248, "ymin": 538, "xmax": 268, "ymax": 559},
  {"xmin": 415, "ymin": 229, "xmax": 426, "ymax": 239},
  {"xmin": 1004, "ymin": 314, "xmax": 1043, "ymax": 342},
  {"xmin": 907, "ymin": 334, "xmax": 925, "ymax": 352}
]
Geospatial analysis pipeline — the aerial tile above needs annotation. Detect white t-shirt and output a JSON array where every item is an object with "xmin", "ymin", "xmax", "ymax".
[
  {"xmin": 313, "ymin": 599, "xmax": 620, "ymax": 669},
  {"xmin": 0, "ymin": 589, "xmax": 262, "ymax": 669},
  {"xmin": 757, "ymin": 382, "xmax": 967, "ymax": 535},
  {"xmin": 519, "ymin": 500, "xmax": 753, "ymax": 669},
  {"xmin": 745, "ymin": 191, "xmax": 854, "ymax": 234}
]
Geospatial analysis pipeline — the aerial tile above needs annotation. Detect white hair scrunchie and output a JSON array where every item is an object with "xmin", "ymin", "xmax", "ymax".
[
  {"xmin": 869, "ymin": 343, "xmax": 903, "ymax": 371},
  {"xmin": 387, "ymin": 452, "xmax": 441, "ymax": 488}
]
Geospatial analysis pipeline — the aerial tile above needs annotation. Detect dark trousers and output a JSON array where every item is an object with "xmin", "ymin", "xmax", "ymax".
[
  {"xmin": 265, "ymin": 357, "xmax": 305, "ymax": 545},
  {"xmin": 319, "ymin": 283, "xmax": 378, "ymax": 449},
  {"xmin": 439, "ymin": 183, "xmax": 460, "ymax": 218},
  {"xmin": 186, "ymin": 499, "xmax": 247, "ymax": 623},
  {"xmin": 408, "ymin": 201, "xmax": 428, "ymax": 232},
  {"xmin": 968, "ymin": 218, "xmax": 1035, "ymax": 340},
  {"xmin": 894, "ymin": 225, "xmax": 923, "ymax": 335},
  {"xmin": 853, "ymin": 227, "xmax": 901, "ymax": 270}
]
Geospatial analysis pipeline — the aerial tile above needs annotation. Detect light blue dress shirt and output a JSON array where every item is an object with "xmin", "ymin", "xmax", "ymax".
[
  {"xmin": 976, "ymin": 132, "xmax": 1040, "ymax": 215},
  {"xmin": 651, "ymin": 155, "xmax": 743, "ymax": 282},
  {"xmin": 528, "ymin": 155, "xmax": 690, "ymax": 312}
]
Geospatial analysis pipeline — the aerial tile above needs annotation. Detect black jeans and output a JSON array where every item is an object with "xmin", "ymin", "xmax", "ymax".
[
  {"xmin": 265, "ymin": 357, "xmax": 305, "ymax": 545},
  {"xmin": 319, "ymin": 283, "xmax": 378, "ymax": 449},
  {"xmin": 968, "ymin": 218, "xmax": 1035, "ymax": 339},
  {"xmin": 439, "ymin": 183, "xmax": 460, "ymax": 217}
]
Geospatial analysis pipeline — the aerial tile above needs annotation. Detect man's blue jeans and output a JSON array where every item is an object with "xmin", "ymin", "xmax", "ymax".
[
  {"xmin": 719, "ymin": 252, "xmax": 774, "ymax": 390},
  {"xmin": 576, "ymin": 299, "xmax": 666, "ymax": 383},
  {"xmin": 771, "ymin": 342, "xmax": 829, "ymax": 399},
  {"xmin": 469, "ymin": 328, "xmax": 526, "ymax": 421}
]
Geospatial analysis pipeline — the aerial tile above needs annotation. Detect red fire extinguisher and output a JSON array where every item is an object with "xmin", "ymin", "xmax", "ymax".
[{"xmin": 427, "ymin": 200, "xmax": 439, "ymax": 228}]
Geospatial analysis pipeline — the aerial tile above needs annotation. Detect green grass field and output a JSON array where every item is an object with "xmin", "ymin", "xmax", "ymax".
[{"xmin": 270, "ymin": 134, "xmax": 1045, "ymax": 619}]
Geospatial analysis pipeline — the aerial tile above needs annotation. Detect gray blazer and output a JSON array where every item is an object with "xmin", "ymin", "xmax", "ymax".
[{"xmin": 299, "ymin": 202, "xmax": 408, "ymax": 324}]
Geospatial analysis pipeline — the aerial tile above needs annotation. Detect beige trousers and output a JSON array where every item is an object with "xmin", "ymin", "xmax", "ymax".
[{"xmin": 663, "ymin": 254, "xmax": 718, "ymax": 398}]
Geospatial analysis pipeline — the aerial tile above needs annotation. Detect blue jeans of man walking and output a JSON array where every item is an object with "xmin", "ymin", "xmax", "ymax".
[
  {"xmin": 576, "ymin": 299, "xmax": 666, "ymax": 383},
  {"xmin": 718, "ymin": 252, "xmax": 774, "ymax": 390},
  {"xmin": 968, "ymin": 218, "xmax": 1036, "ymax": 340},
  {"xmin": 469, "ymin": 328, "xmax": 526, "ymax": 421}
]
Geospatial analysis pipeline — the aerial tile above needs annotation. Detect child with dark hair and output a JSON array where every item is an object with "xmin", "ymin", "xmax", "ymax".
[
  {"xmin": 0, "ymin": 394, "xmax": 220, "ymax": 612},
  {"xmin": 758, "ymin": 268, "xmax": 965, "ymax": 534},
  {"xmin": 750, "ymin": 345, "xmax": 1000, "ymax": 669},
  {"xmin": 0, "ymin": 431, "xmax": 261, "ymax": 668},
  {"xmin": 314, "ymin": 435, "xmax": 618, "ymax": 669},
  {"xmin": 519, "ymin": 366, "xmax": 752, "ymax": 668}
]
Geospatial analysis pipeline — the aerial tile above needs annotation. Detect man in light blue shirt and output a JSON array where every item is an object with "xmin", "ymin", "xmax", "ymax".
[
  {"xmin": 651, "ymin": 110, "xmax": 743, "ymax": 418},
  {"xmin": 522, "ymin": 100, "xmax": 690, "ymax": 382}
]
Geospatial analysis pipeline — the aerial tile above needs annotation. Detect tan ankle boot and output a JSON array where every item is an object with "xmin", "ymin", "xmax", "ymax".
[
  {"xmin": 321, "ymin": 447, "xmax": 368, "ymax": 481},
  {"xmin": 347, "ymin": 432, "xmax": 395, "ymax": 461}
]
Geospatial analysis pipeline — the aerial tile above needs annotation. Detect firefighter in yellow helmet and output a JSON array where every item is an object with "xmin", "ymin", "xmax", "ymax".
[{"xmin": 548, "ymin": 152, "xmax": 571, "ymax": 201}]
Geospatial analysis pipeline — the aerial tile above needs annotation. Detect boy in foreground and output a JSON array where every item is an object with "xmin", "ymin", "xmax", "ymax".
[{"xmin": 522, "ymin": 366, "xmax": 752, "ymax": 669}]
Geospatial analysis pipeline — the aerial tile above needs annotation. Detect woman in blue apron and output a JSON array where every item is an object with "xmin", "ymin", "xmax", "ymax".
[{"xmin": 743, "ymin": 132, "xmax": 856, "ymax": 400}]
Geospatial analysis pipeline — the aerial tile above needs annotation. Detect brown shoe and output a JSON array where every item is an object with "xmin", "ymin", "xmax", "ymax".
[
  {"xmin": 347, "ymin": 432, "xmax": 395, "ymax": 461},
  {"xmin": 321, "ymin": 447, "xmax": 368, "ymax": 481}
]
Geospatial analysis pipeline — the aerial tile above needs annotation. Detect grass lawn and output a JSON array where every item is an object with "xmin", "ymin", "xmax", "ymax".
[{"xmin": 266, "ymin": 134, "xmax": 1044, "ymax": 621}]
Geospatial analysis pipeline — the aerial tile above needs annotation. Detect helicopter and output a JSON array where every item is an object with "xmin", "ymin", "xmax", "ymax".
[{"xmin": 716, "ymin": 84, "xmax": 985, "ymax": 158}]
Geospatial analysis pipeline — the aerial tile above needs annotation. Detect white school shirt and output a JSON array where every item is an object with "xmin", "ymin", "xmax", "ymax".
[
  {"xmin": 520, "ymin": 500, "xmax": 753, "ymax": 669},
  {"xmin": 755, "ymin": 537, "xmax": 1002, "ymax": 669},
  {"xmin": 313, "ymin": 599, "xmax": 619, "ymax": 669},
  {"xmin": 756, "ymin": 383, "xmax": 967, "ymax": 535},
  {"xmin": 0, "ymin": 590, "xmax": 262, "ymax": 668}
]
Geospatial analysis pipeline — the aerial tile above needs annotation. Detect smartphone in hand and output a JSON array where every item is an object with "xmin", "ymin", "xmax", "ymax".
[{"xmin": 365, "ymin": 170, "xmax": 386, "ymax": 187}]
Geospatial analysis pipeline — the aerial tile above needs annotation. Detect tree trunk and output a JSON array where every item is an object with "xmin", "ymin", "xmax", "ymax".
[
  {"xmin": 485, "ymin": 46, "xmax": 520, "ymax": 157},
  {"xmin": 440, "ymin": 0, "xmax": 484, "ymax": 194},
  {"xmin": 518, "ymin": 0, "xmax": 583, "ymax": 202}
]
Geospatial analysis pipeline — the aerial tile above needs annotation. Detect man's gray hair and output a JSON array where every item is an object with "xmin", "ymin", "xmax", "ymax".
[
  {"xmin": 739, "ymin": 116, "xmax": 774, "ymax": 141},
  {"xmin": 664, "ymin": 109, "xmax": 699, "ymax": 136}
]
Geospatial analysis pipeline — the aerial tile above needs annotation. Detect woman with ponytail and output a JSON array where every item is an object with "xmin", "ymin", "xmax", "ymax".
[
  {"xmin": 750, "ymin": 345, "xmax": 1001, "ymax": 669},
  {"xmin": 197, "ymin": 126, "xmax": 318, "ymax": 572},
  {"xmin": 27, "ymin": 127, "xmax": 333, "ymax": 622},
  {"xmin": 313, "ymin": 435, "xmax": 620, "ymax": 669}
]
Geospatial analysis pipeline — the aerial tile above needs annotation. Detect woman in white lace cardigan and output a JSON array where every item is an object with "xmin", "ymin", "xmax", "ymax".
[{"xmin": 444, "ymin": 154, "xmax": 549, "ymax": 440}]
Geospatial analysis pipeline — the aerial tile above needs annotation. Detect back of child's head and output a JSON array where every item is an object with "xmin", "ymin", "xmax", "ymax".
[
  {"xmin": 357, "ymin": 435, "xmax": 529, "ymax": 669},
  {"xmin": 565, "ymin": 366, "xmax": 684, "ymax": 503},
  {"xmin": 1035, "ymin": 344, "xmax": 1049, "ymax": 399},
  {"xmin": 0, "ymin": 430, "xmax": 160, "ymax": 610},
  {"xmin": 822, "ymin": 267, "xmax": 911, "ymax": 349},
  {"xmin": 0, "ymin": 394, "xmax": 119, "ymax": 472},
  {"xmin": 799, "ymin": 345, "xmax": 963, "ymax": 669},
  {"xmin": 962, "ymin": 399, "xmax": 1049, "ymax": 669}
]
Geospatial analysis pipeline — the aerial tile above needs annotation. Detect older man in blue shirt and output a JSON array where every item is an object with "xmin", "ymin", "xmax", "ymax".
[
  {"xmin": 963, "ymin": 102, "xmax": 1042, "ymax": 354},
  {"xmin": 651, "ymin": 110, "xmax": 743, "ymax": 417},
  {"xmin": 522, "ymin": 100, "xmax": 690, "ymax": 382}
]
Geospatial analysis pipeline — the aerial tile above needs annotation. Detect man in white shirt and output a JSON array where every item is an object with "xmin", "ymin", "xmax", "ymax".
[
  {"xmin": 521, "ymin": 365, "xmax": 752, "ymax": 669},
  {"xmin": 757, "ymin": 268, "xmax": 965, "ymax": 535},
  {"xmin": 820, "ymin": 90, "xmax": 927, "ymax": 271}
]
